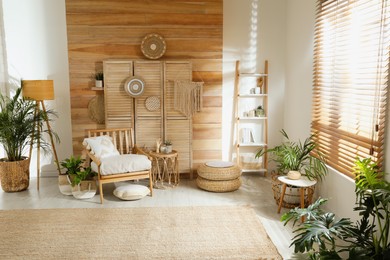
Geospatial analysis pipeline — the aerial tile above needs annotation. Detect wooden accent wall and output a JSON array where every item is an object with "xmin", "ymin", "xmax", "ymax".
[{"xmin": 65, "ymin": 0, "xmax": 222, "ymax": 170}]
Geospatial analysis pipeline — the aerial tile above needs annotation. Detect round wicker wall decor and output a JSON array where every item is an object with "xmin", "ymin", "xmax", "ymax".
[
  {"xmin": 141, "ymin": 33, "xmax": 166, "ymax": 60},
  {"xmin": 124, "ymin": 76, "xmax": 145, "ymax": 97},
  {"xmin": 145, "ymin": 96, "xmax": 160, "ymax": 111}
]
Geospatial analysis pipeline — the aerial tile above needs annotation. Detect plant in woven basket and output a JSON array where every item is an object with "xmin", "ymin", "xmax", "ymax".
[
  {"xmin": 0, "ymin": 85, "xmax": 59, "ymax": 192},
  {"xmin": 282, "ymin": 157, "xmax": 390, "ymax": 260},
  {"xmin": 256, "ymin": 129, "xmax": 327, "ymax": 181}
]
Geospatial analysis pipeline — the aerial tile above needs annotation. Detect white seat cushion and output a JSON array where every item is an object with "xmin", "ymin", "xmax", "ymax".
[
  {"xmin": 83, "ymin": 135, "xmax": 120, "ymax": 159},
  {"xmin": 91, "ymin": 154, "xmax": 151, "ymax": 176},
  {"xmin": 113, "ymin": 183, "xmax": 150, "ymax": 201}
]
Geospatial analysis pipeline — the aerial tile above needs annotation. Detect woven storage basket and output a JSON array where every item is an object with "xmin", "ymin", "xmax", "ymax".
[
  {"xmin": 196, "ymin": 176, "xmax": 241, "ymax": 192},
  {"xmin": 197, "ymin": 163, "xmax": 241, "ymax": 181},
  {"xmin": 271, "ymin": 172, "xmax": 315, "ymax": 209},
  {"xmin": 0, "ymin": 157, "xmax": 30, "ymax": 192}
]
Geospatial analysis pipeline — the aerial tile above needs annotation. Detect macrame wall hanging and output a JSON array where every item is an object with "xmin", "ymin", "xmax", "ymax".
[{"xmin": 173, "ymin": 80, "xmax": 203, "ymax": 118}]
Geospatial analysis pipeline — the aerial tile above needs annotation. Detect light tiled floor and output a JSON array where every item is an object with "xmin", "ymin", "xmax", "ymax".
[{"xmin": 0, "ymin": 174, "xmax": 295, "ymax": 259}]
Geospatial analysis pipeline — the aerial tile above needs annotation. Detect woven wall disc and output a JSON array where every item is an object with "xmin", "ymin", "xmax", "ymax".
[
  {"xmin": 124, "ymin": 76, "xmax": 145, "ymax": 98},
  {"xmin": 141, "ymin": 33, "xmax": 166, "ymax": 60},
  {"xmin": 88, "ymin": 95, "xmax": 105, "ymax": 124},
  {"xmin": 145, "ymin": 96, "xmax": 160, "ymax": 111}
]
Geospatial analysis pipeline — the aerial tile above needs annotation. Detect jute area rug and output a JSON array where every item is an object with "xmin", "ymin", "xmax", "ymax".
[{"xmin": 0, "ymin": 206, "xmax": 282, "ymax": 259}]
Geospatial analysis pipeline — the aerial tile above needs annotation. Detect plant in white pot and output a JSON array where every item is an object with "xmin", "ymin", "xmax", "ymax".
[
  {"xmin": 91, "ymin": 72, "xmax": 104, "ymax": 88},
  {"xmin": 256, "ymin": 129, "xmax": 327, "ymax": 206},
  {"xmin": 61, "ymin": 155, "xmax": 97, "ymax": 199},
  {"xmin": 160, "ymin": 140, "xmax": 172, "ymax": 154},
  {"xmin": 59, "ymin": 155, "xmax": 83, "ymax": 195},
  {"xmin": 0, "ymin": 86, "xmax": 59, "ymax": 192}
]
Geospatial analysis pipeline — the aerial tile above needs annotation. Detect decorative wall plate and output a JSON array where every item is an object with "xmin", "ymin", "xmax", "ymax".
[
  {"xmin": 145, "ymin": 96, "xmax": 160, "ymax": 111},
  {"xmin": 124, "ymin": 76, "xmax": 145, "ymax": 97},
  {"xmin": 141, "ymin": 33, "xmax": 166, "ymax": 60}
]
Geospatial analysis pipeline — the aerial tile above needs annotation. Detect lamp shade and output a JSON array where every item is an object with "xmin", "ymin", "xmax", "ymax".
[{"xmin": 22, "ymin": 80, "xmax": 54, "ymax": 100}]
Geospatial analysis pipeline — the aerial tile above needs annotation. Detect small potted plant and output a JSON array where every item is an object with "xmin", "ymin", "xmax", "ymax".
[
  {"xmin": 61, "ymin": 155, "xmax": 97, "ymax": 199},
  {"xmin": 91, "ymin": 72, "xmax": 104, "ymax": 88},
  {"xmin": 160, "ymin": 140, "xmax": 173, "ymax": 154},
  {"xmin": 255, "ymin": 105, "xmax": 265, "ymax": 117}
]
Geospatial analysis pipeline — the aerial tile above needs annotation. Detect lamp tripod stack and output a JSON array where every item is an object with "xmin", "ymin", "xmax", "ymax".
[{"xmin": 22, "ymin": 80, "xmax": 61, "ymax": 190}]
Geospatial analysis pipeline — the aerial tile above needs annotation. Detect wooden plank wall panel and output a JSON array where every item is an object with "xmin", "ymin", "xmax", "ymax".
[{"xmin": 66, "ymin": 0, "xmax": 222, "ymax": 171}]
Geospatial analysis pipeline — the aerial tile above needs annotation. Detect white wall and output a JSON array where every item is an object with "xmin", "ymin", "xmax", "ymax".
[
  {"xmin": 2, "ymin": 0, "xmax": 72, "ymax": 177},
  {"xmin": 223, "ymin": 0, "xmax": 286, "ymax": 161}
]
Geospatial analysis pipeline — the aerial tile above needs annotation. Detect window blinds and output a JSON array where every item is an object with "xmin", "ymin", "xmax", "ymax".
[{"xmin": 311, "ymin": 0, "xmax": 389, "ymax": 178}]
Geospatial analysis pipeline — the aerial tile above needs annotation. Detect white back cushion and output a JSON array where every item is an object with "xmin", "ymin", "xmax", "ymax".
[{"xmin": 83, "ymin": 135, "xmax": 120, "ymax": 159}]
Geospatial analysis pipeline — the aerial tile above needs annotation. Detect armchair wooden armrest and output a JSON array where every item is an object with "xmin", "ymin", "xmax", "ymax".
[{"xmin": 133, "ymin": 145, "xmax": 153, "ymax": 161}]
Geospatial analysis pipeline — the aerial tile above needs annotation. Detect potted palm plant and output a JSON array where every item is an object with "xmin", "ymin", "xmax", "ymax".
[
  {"xmin": 256, "ymin": 129, "xmax": 327, "ymax": 207},
  {"xmin": 0, "ymin": 86, "xmax": 58, "ymax": 192}
]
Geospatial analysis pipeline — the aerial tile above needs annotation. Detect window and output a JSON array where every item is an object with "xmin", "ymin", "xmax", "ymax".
[{"xmin": 311, "ymin": 0, "xmax": 389, "ymax": 178}]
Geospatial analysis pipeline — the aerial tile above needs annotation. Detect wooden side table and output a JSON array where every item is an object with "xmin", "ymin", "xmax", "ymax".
[
  {"xmin": 277, "ymin": 176, "xmax": 317, "ymax": 222},
  {"xmin": 149, "ymin": 150, "xmax": 179, "ymax": 188}
]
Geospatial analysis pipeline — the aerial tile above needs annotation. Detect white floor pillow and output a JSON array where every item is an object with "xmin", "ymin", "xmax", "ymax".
[{"xmin": 113, "ymin": 183, "xmax": 150, "ymax": 201}]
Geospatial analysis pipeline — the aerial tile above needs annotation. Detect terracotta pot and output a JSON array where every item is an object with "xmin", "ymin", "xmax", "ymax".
[{"xmin": 0, "ymin": 157, "xmax": 30, "ymax": 192}]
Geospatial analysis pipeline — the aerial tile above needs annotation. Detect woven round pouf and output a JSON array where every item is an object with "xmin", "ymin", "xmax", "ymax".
[
  {"xmin": 197, "ymin": 176, "xmax": 241, "ymax": 193},
  {"xmin": 196, "ymin": 161, "xmax": 242, "ymax": 192}
]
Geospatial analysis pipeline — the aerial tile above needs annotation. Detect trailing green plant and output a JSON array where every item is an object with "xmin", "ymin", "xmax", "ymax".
[
  {"xmin": 0, "ymin": 85, "xmax": 59, "ymax": 162},
  {"xmin": 282, "ymin": 157, "xmax": 390, "ymax": 259},
  {"xmin": 256, "ymin": 129, "xmax": 327, "ymax": 180},
  {"xmin": 61, "ymin": 155, "xmax": 96, "ymax": 186}
]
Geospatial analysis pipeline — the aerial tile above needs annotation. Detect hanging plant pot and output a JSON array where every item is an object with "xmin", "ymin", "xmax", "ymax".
[{"xmin": 0, "ymin": 157, "xmax": 30, "ymax": 192}]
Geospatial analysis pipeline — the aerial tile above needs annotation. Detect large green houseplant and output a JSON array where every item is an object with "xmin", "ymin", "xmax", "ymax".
[
  {"xmin": 0, "ymin": 86, "xmax": 58, "ymax": 192},
  {"xmin": 282, "ymin": 157, "xmax": 390, "ymax": 259},
  {"xmin": 256, "ymin": 129, "xmax": 328, "ymax": 208},
  {"xmin": 256, "ymin": 129, "xmax": 328, "ymax": 181}
]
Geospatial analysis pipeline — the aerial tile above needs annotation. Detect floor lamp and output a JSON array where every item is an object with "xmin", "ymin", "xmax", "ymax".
[{"xmin": 22, "ymin": 80, "xmax": 61, "ymax": 190}]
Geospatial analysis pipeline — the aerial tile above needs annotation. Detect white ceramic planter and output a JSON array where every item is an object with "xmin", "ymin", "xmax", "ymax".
[{"xmin": 95, "ymin": 80, "xmax": 103, "ymax": 88}]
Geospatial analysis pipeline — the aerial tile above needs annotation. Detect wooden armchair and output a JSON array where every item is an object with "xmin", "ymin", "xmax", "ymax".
[{"xmin": 83, "ymin": 128, "xmax": 153, "ymax": 204}]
